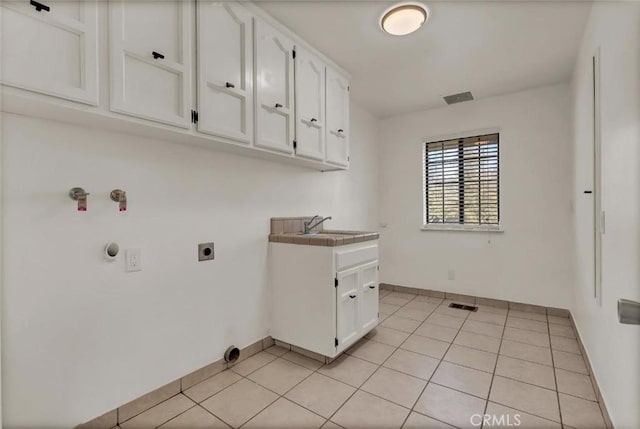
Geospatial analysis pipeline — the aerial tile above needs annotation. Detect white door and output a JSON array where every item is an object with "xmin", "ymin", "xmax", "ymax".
[
  {"xmin": 294, "ymin": 47, "xmax": 325, "ymax": 161},
  {"xmin": 109, "ymin": 0, "xmax": 192, "ymax": 128},
  {"xmin": 336, "ymin": 266, "xmax": 360, "ymax": 350},
  {"xmin": 325, "ymin": 68, "xmax": 350, "ymax": 166},
  {"xmin": 197, "ymin": 1, "xmax": 253, "ymax": 144},
  {"xmin": 1, "ymin": 0, "xmax": 98, "ymax": 105},
  {"xmin": 254, "ymin": 18, "xmax": 295, "ymax": 154},
  {"xmin": 359, "ymin": 261, "xmax": 379, "ymax": 332}
]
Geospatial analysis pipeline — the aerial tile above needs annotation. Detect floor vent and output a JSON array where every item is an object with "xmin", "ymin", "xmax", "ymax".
[{"xmin": 449, "ymin": 302, "xmax": 478, "ymax": 312}]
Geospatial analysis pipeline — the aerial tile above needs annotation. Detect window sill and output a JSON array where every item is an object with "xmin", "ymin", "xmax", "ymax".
[{"xmin": 421, "ymin": 224, "xmax": 504, "ymax": 233}]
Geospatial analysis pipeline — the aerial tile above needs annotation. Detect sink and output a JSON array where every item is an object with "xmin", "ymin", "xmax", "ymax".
[
  {"xmin": 298, "ymin": 231, "xmax": 356, "ymax": 237},
  {"xmin": 269, "ymin": 227, "xmax": 379, "ymax": 247}
]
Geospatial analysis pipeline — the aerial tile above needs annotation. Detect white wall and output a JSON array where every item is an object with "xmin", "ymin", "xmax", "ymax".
[
  {"xmin": 378, "ymin": 84, "xmax": 574, "ymax": 308},
  {"xmin": 0, "ymin": 102, "xmax": 379, "ymax": 427},
  {"xmin": 571, "ymin": 3, "xmax": 640, "ymax": 427}
]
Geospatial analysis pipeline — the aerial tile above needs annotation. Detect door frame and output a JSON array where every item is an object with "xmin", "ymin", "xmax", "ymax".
[{"xmin": 593, "ymin": 46, "xmax": 603, "ymax": 305}]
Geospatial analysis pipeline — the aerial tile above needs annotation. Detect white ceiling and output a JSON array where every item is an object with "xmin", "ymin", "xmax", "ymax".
[{"xmin": 258, "ymin": 1, "xmax": 592, "ymax": 118}]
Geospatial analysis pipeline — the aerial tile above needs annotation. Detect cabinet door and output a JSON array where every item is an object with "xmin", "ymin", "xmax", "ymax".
[
  {"xmin": 294, "ymin": 47, "xmax": 325, "ymax": 161},
  {"xmin": 326, "ymin": 68, "xmax": 350, "ymax": 166},
  {"xmin": 1, "ymin": 0, "xmax": 98, "ymax": 105},
  {"xmin": 197, "ymin": 1, "xmax": 252, "ymax": 144},
  {"xmin": 109, "ymin": 0, "xmax": 192, "ymax": 128},
  {"xmin": 336, "ymin": 266, "xmax": 360, "ymax": 349},
  {"xmin": 254, "ymin": 18, "xmax": 295, "ymax": 154},
  {"xmin": 359, "ymin": 261, "xmax": 379, "ymax": 332}
]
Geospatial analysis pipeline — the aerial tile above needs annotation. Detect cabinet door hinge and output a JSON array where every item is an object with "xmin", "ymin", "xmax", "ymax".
[
  {"xmin": 334, "ymin": 277, "xmax": 338, "ymax": 287},
  {"xmin": 191, "ymin": 109, "xmax": 199, "ymax": 124},
  {"xmin": 335, "ymin": 337, "xmax": 338, "ymax": 347},
  {"xmin": 347, "ymin": 156, "xmax": 350, "ymax": 162},
  {"xmin": 347, "ymin": 85, "xmax": 350, "ymax": 92},
  {"xmin": 293, "ymin": 140, "xmax": 297, "ymax": 150},
  {"xmin": 292, "ymin": 49, "xmax": 296, "ymax": 59},
  {"xmin": 377, "ymin": 265, "xmax": 380, "ymax": 271}
]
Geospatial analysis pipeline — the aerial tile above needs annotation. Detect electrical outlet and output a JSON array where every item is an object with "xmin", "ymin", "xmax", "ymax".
[
  {"xmin": 198, "ymin": 242, "xmax": 215, "ymax": 262},
  {"xmin": 448, "ymin": 269, "xmax": 456, "ymax": 281},
  {"xmin": 126, "ymin": 248, "xmax": 142, "ymax": 272}
]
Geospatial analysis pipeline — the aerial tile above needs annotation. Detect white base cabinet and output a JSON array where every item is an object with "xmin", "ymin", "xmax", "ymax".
[{"xmin": 271, "ymin": 241, "xmax": 379, "ymax": 358}]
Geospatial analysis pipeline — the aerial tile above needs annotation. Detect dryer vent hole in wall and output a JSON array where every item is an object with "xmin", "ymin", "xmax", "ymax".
[{"xmin": 449, "ymin": 303, "xmax": 478, "ymax": 312}]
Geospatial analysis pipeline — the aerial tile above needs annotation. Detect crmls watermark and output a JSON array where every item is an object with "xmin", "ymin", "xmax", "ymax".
[{"xmin": 470, "ymin": 413, "xmax": 522, "ymax": 427}]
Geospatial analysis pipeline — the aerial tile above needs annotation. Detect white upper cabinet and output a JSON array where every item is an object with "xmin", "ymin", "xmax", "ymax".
[
  {"xmin": 197, "ymin": 1, "xmax": 253, "ymax": 144},
  {"xmin": 109, "ymin": 0, "xmax": 192, "ymax": 128},
  {"xmin": 294, "ymin": 47, "xmax": 326, "ymax": 161},
  {"xmin": 1, "ymin": 0, "xmax": 98, "ymax": 105},
  {"xmin": 326, "ymin": 68, "xmax": 350, "ymax": 167},
  {"xmin": 253, "ymin": 18, "xmax": 295, "ymax": 154}
]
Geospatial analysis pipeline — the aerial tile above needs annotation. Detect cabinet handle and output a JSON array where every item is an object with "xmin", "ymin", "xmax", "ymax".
[
  {"xmin": 310, "ymin": 118, "xmax": 317, "ymax": 122},
  {"xmin": 349, "ymin": 294, "xmax": 356, "ymax": 299},
  {"xmin": 225, "ymin": 82, "xmax": 235, "ymax": 89},
  {"xmin": 30, "ymin": 0, "xmax": 50, "ymax": 12},
  {"xmin": 152, "ymin": 51, "xmax": 165, "ymax": 60},
  {"xmin": 369, "ymin": 285, "xmax": 376, "ymax": 289},
  {"xmin": 338, "ymin": 129, "xmax": 344, "ymax": 133}
]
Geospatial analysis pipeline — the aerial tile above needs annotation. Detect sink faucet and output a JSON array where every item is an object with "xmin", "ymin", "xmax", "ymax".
[{"xmin": 304, "ymin": 215, "xmax": 332, "ymax": 234}]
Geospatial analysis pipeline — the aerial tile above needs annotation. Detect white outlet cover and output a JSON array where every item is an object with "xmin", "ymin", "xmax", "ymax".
[{"xmin": 126, "ymin": 248, "xmax": 142, "ymax": 272}]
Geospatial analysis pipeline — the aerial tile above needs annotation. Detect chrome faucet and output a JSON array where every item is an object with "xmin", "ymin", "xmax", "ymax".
[{"xmin": 304, "ymin": 215, "xmax": 332, "ymax": 235}]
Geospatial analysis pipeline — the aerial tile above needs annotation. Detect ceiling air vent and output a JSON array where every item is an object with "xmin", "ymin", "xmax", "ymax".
[{"xmin": 443, "ymin": 91, "xmax": 474, "ymax": 105}]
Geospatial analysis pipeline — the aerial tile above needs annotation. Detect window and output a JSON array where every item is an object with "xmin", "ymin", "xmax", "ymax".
[{"xmin": 423, "ymin": 133, "xmax": 499, "ymax": 227}]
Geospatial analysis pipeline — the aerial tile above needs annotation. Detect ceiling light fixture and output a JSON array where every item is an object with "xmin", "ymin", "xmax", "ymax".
[{"xmin": 380, "ymin": 3, "xmax": 429, "ymax": 36}]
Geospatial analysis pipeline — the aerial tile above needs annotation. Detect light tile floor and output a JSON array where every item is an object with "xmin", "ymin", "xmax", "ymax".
[{"xmin": 114, "ymin": 290, "xmax": 607, "ymax": 429}]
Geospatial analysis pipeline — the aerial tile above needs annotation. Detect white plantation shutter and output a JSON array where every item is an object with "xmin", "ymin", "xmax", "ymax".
[{"xmin": 424, "ymin": 133, "xmax": 499, "ymax": 225}]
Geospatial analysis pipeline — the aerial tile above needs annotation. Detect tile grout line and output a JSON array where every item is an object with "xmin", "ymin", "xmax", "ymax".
[
  {"xmin": 373, "ymin": 294, "xmax": 452, "ymax": 428},
  {"xmin": 325, "ymin": 293, "xmax": 445, "ymax": 427},
  {"xmin": 399, "ymin": 297, "xmax": 472, "ymax": 429},
  {"xmin": 547, "ymin": 309, "xmax": 566, "ymax": 427},
  {"xmin": 480, "ymin": 308, "xmax": 507, "ymax": 429},
  {"xmin": 236, "ymin": 350, "xmax": 335, "ymax": 428},
  {"xmin": 152, "ymin": 402, "xmax": 200, "ymax": 429},
  {"xmin": 133, "ymin": 293, "xmax": 576, "ymax": 429},
  {"xmin": 479, "ymin": 308, "xmax": 590, "ymax": 426},
  {"xmin": 186, "ymin": 347, "xmax": 327, "ymax": 428},
  {"xmin": 400, "ymin": 298, "xmax": 580, "ymax": 427}
]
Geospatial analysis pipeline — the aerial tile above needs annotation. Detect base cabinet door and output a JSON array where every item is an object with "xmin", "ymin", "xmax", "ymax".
[
  {"xmin": 336, "ymin": 260, "xmax": 379, "ymax": 352},
  {"xmin": 325, "ymin": 68, "xmax": 350, "ymax": 167},
  {"xmin": 336, "ymin": 266, "xmax": 360, "ymax": 349},
  {"xmin": 294, "ymin": 47, "xmax": 325, "ymax": 161},
  {"xmin": 1, "ymin": 0, "xmax": 98, "ymax": 105},
  {"xmin": 197, "ymin": 1, "xmax": 253, "ymax": 144},
  {"xmin": 359, "ymin": 261, "xmax": 379, "ymax": 332},
  {"xmin": 254, "ymin": 18, "xmax": 295, "ymax": 154},
  {"xmin": 109, "ymin": 0, "xmax": 192, "ymax": 128}
]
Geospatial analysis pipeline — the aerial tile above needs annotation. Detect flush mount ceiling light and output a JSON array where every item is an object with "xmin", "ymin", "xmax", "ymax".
[{"xmin": 380, "ymin": 3, "xmax": 429, "ymax": 36}]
